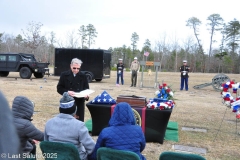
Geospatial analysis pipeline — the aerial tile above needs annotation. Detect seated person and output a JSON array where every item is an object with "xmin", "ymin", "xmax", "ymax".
[
  {"xmin": 44, "ymin": 92, "xmax": 95, "ymax": 160},
  {"xmin": 0, "ymin": 91, "xmax": 22, "ymax": 160},
  {"xmin": 89, "ymin": 102, "xmax": 146, "ymax": 160},
  {"xmin": 12, "ymin": 96, "xmax": 44, "ymax": 155}
]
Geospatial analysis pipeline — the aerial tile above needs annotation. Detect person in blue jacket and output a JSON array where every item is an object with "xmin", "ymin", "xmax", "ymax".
[{"xmin": 89, "ymin": 102, "xmax": 146, "ymax": 160}]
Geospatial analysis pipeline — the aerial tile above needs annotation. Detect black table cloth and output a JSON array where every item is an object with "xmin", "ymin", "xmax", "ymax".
[{"xmin": 86, "ymin": 102, "xmax": 172, "ymax": 144}]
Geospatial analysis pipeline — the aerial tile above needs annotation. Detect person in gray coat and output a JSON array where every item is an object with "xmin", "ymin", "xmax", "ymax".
[
  {"xmin": 12, "ymin": 96, "xmax": 44, "ymax": 155},
  {"xmin": 0, "ymin": 91, "xmax": 22, "ymax": 160},
  {"xmin": 44, "ymin": 92, "xmax": 95, "ymax": 160}
]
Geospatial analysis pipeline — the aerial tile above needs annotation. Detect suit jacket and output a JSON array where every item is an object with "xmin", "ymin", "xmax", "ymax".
[{"xmin": 57, "ymin": 70, "xmax": 89, "ymax": 95}]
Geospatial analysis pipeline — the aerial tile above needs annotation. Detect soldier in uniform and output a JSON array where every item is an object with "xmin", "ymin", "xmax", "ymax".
[
  {"xmin": 116, "ymin": 58, "xmax": 124, "ymax": 86},
  {"xmin": 180, "ymin": 60, "xmax": 190, "ymax": 91},
  {"xmin": 130, "ymin": 57, "xmax": 140, "ymax": 87}
]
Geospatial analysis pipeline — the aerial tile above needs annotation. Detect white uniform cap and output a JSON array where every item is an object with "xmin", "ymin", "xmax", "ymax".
[
  {"xmin": 183, "ymin": 60, "xmax": 187, "ymax": 63},
  {"xmin": 119, "ymin": 58, "xmax": 123, "ymax": 61},
  {"xmin": 134, "ymin": 57, "xmax": 137, "ymax": 60}
]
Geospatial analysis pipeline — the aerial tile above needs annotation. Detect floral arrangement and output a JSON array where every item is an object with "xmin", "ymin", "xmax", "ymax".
[
  {"xmin": 155, "ymin": 83, "xmax": 174, "ymax": 100},
  {"xmin": 221, "ymin": 80, "xmax": 240, "ymax": 119},
  {"xmin": 147, "ymin": 82, "xmax": 175, "ymax": 110}
]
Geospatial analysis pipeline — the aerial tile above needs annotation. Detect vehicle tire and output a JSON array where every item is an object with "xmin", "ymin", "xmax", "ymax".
[
  {"xmin": 0, "ymin": 71, "xmax": 9, "ymax": 77},
  {"xmin": 19, "ymin": 67, "xmax": 32, "ymax": 79},
  {"xmin": 85, "ymin": 73, "xmax": 92, "ymax": 83},
  {"xmin": 34, "ymin": 72, "xmax": 44, "ymax": 78},
  {"xmin": 95, "ymin": 79, "xmax": 102, "ymax": 82}
]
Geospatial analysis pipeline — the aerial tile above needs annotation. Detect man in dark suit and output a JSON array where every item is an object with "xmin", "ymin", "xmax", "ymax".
[
  {"xmin": 57, "ymin": 58, "xmax": 89, "ymax": 121},
  {"xmin": 179, "ymin": 60, "xmax": 190, "ymax": 91}
]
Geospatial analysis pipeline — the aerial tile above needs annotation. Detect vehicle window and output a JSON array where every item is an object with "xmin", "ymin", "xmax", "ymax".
[
  {"xmin": 9, "ymin": 56, "xmax": 17, "ymax": 61},
  {"xmin": 0, "ymin": 55, "xmax": 6, "ymax": 61},
  {"xmin": 22, "ymin": 57, "xmax": 32, "ymax": 61},
  {"xmin": 21, "ymin": 55, "xmax": 35, "ymax": 62}
]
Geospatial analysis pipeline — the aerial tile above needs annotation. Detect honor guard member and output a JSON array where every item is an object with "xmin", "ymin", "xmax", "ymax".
[
  {"xmin": 130, "ymin": 57, "xmax": 140, "ymax": 87},
  {"xmin": 180, "ymin": 60, "xmax": 190, "ymax": 91},
  {"xmin": 116, "ymin": 58, "xmax": 124, "ymax": 86}
]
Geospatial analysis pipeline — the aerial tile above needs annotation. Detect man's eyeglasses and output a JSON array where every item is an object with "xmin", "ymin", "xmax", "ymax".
[{"xmin": 73, "ymin": 67, "xmax": 80, "ymax": 70}]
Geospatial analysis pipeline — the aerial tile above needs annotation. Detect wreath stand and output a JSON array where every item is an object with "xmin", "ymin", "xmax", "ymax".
[
  {"xmin": 214, "ymin": 105, "xmax": 240, "ymax": 142},
  {"xmin": 139, "ymin": 61, "xmax": 160, "ymax": 88}
]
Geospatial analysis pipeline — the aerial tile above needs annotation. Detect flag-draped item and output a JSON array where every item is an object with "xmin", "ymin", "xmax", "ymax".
[{"xmin": 91, "ymin": 91, "xmax": 116, "ymax": 104}]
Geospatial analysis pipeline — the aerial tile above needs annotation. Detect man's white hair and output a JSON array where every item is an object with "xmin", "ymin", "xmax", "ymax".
[{"xmin": 71, "ymin": 58, "xmax": 83, "ymax": 65}]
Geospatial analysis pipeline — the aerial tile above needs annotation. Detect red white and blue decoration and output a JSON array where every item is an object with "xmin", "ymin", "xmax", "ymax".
[
  {"xmin": 91, "ymin": 90, "xmax": 116, "ymax": 104},
  {"xmin": 221, "ymin": 80, "xmax": 240, "ymax": 119},
  {"xmin": 147, "ymin": 82, "xmax": 175, "ymax": 110}
]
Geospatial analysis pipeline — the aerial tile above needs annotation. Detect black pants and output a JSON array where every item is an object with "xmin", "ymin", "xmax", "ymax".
[
  {"xmin": 30, "ymin": 143, "xmax": 36, "ymax": 155},
  {"xmin": 131, "ymin": 70, "xmax": 138, "ymax": 86},
  {"xmin": 74, "ymin": 98, "xmax": 85, "ymax": 122}
]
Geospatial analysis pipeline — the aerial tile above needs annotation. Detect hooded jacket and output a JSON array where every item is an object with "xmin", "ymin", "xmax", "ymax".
[
  {"xmin": 89, "ymin": 102, "xmax": 146, "ymax": 160},
  {"xmin": 12, "ymin": 96, "xmax": 44, "ymax": 153}
]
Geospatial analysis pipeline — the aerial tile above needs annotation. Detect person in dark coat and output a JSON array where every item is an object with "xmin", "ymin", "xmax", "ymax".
[
  {"xmin": 12, "ymin": 96, "xmax": 44, "ymax": 155},
  {"xmin": 116, "ymin": 58, "xmax": 124, "ymax": 86},
  {"xmin": 0, "ymin": 91, "xmax": 22, "ymax": 160},
  {"xmin": 57, "ymin": 58, "xmax": 89, "ymax": 122},
  {"xmin": 179, "ymin": 60, "xmax": 190, "ymax": 91},
  {"xmin": 89, "ymin": 102, "xmax": 146, "ymax": 160}
]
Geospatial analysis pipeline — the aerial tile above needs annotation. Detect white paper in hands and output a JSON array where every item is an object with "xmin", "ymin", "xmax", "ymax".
[{"xmin": 74, "ymin": 89, "xmax": 95, "ymax": 98}]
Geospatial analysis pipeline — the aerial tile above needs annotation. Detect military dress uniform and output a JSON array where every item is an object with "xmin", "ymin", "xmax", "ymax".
[
  {"xmin": 116, "ymin": 62, "xmax": 124, "ymax": 85},
  {"xmin": 180, "ymin": 63, "xmax": 190, "ymax": 91}
]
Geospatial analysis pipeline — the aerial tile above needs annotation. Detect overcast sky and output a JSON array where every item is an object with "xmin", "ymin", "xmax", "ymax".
[{"xmin": 1, "ymin": 0, "xmax": 240, "ymax": 51}]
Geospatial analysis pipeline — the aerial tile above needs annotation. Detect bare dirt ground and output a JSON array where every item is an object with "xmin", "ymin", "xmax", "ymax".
[{"xmin": 1, "ymin": 70, "xmax": 240, "ymax": 160}]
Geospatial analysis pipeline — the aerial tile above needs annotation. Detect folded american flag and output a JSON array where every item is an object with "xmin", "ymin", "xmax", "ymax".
[{"xmin": 91, "ymin": 91, "xmax": 116, "ymax": 104}]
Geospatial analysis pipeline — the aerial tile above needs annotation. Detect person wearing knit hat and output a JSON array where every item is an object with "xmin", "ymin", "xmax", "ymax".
[
  {"xmin": 44, "ymin": 92, "xmax": 95, "ymax": 160},
  {"xmin": 59, "ymin": 92, "xmax": 76, "ymax": 114}
]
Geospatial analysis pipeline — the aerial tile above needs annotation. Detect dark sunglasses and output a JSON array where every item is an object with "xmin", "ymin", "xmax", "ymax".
[{"xmin": 73, "ymin": 67, "xmax": 80, "ymax": 70}]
